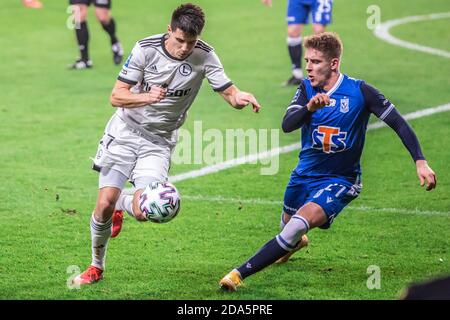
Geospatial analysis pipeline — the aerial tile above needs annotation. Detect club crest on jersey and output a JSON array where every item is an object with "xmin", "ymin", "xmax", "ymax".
[
  {"xmin": 179, "ymin": 63, "xmax": 192, "ymax": 76},
  {"xmin": 340, "ymin": 98, "xmax": 349, "ymax": 113},
  {"xmin": 312, "ymin": 126, "xmax": 347, "ymax": 153}
]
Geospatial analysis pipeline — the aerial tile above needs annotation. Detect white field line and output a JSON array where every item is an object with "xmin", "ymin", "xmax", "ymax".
[
  {"xmin": 182, "ymin": 195, "xmax": 450, "ymax": 217},
  {"xmin": 374, "ymin": 12, "xmax": 450, "ymax": 58},
  {"xmin": 170, "ymin": 103, "xmax": 450, "ymax": 183}
]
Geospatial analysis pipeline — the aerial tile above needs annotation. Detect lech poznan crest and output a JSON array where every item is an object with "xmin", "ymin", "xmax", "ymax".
[{"xmin": 340, "ymin": 97, "xmax": 349, "ymax": 113}]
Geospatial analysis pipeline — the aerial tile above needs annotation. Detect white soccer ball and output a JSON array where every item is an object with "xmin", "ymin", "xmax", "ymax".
[{"xmin": 139, "ymin": 181, "xmax": 181, "ymax": 223}]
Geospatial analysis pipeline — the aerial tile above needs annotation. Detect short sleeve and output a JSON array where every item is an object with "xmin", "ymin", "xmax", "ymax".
[
  {"xmin": 287, "ymin": 81, "xmax": 309, "ymax": 109},
  {"xmin": 204, "ymin": 51, "xmax": 233, "ymax": 92},
  {"xmin": 361, "ymin": 82, "xmax": 395, "ymax": 120},
  {"xmin": 117, "ymin": 42, "xmax": 145, "ymax": 85}
]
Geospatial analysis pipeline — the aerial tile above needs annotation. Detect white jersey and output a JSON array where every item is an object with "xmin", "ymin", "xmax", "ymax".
[{"xmin": 116, "ymin": 33, "xmax": 232, "ymax": 146}]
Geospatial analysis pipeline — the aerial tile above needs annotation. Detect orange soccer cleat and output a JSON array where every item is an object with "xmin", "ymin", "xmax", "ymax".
[
  {"xmin": 72, "ymin": 266, "xmax": 103, "ymax": 285},
  {"xmin": 219, "ymin": 269, "xmax": 243, "ymax": 292},
  {"xmin": 111, "ymin": 209, "xmax": 124, "ymax": 238},
  {"xmin": 275, "ymin": 234, "xmax": 309, "ymax": 264}
]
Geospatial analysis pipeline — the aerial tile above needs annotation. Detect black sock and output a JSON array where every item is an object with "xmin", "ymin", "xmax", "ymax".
[
  {"xmin": 75, "ymin": 21, "xmax": 89, "ymax": 61},
  {"xmin": 236, "ymin": 237, "xmax": 288, "ymax": 279},
  {"xmin": 101, "ymin": 18, "xmax": 118, "ymax": 45},
  {"xmin": 288, "ymin": 43, "xmax": 302, "ymax": 71}
]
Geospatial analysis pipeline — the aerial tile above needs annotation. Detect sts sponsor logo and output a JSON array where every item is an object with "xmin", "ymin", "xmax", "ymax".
[{"xmin": 312, "ymin": 126, "xmax": 347, "ymax": 153}]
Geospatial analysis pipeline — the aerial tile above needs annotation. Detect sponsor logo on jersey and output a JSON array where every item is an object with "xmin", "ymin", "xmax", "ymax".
[
  {"xmin": 340, "ymin": 97, "xmax": 349, "ymax": 113},
  {"xmin": 329, "ymin": 98, "xmax": 336, "ymax": 107},
  {"xmin": 179, "ymin": 63, "xmax": 192, "ymax": 76},
  {"xmin": 312, "ymin": 125, "xmax": 347, "ymax": 153},
  {"xmin": 166, "ymin": 88, "xmax": 192, "ymax": 97}
]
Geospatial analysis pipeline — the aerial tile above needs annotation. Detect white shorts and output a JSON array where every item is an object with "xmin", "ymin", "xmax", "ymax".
[{"xmin": 92, "ymin": 114, "xmax": 174, "ymax": 184}]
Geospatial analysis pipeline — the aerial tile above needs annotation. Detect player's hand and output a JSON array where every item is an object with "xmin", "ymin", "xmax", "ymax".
[
  {"xmin": 416, "ymin": 160, "xmax": 437, "ymax": 191},
  {"xmin": 262, "ymin": 0, "xmax": 273, "ymax": 7},
  {"xmin": 235, "ymin": 91, "xmax": 261, "ymax": 113},
  {"xmin": 306, "ymin": 93, "xmax": 330, "ymax": 112},
  {"xmin": 146, "ymin": 86, "xmax": 167, "ymax": 104}
]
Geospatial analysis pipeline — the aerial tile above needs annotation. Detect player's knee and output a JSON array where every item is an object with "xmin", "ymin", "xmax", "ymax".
[
  {"xmin": 312, "ymin": 24, "xmax": 326, "ymax": 34},
  {"xmin": 287, "ymin": 25, "xmax": 301, "ymax": 38},
  {"xmin": 278, "ymin": 214, "xmax": 309, "ymax": 248},
  {"xmin": 280, "ymin": 212, "xmax": 291, "ymax": 230},
  {"xmin": 95, "ymin": 8, "xmax": 110, "ymax": 24},
  {"xmin": 96, "ymin": 198, "xmax": 116, "ymax": 215},
  {"xmin": 72, "ymin": 5, "xmax": 88, "ymax": 23}
]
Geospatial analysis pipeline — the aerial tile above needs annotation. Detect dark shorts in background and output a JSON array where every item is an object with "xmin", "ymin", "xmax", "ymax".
[{"xmin": 69, "ymin": 0, "xmax": 111, "ymax": 9}]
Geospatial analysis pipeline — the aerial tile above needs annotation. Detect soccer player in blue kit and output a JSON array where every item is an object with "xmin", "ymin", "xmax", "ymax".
[
  {"xmin": 262, "ymin": 0, "xmax": 333, "ymax": 85},
  {"xmin": 219, "ymin": 32, "xmax": 437, "ymax": 291}
]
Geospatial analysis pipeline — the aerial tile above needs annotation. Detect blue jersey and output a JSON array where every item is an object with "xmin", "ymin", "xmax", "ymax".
[
  {"xmin": 282, "ymin": 73, "xmax": 425, "ymax": 228},
  {"xmin": 288, "ymin": 74, "xmax": 393, "ymax": 181}
]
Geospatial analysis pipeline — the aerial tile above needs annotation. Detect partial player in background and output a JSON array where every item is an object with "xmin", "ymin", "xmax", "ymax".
[
  {"xmin": 262, "ymin": 0, "xmax": 333, "ymax": 85},
  {"xmin": 69, "ymin": 0, "xmax": 123, "ymax": 69},
  {"xmin": 219, "ymin": 32, "xmax": 436, "ymax": 291},
  {"xmin": 22, "ymin": 0, "xmax": 43, "ymax": 9},
  {"xmin": 72, "ymin": 3, "xmax": 261, "ymax": 285}
]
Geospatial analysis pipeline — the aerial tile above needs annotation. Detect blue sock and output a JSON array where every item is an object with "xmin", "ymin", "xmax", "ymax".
[{"xmin": 237, "ymin": 237, "xmax": 288, "ymax": 279}]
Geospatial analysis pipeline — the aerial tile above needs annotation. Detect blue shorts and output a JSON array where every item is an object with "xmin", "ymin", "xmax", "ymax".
[
  {"xmin": 286, "ymin": 0, "xmax": 333, "ymax": 25},
  {"xmin": 283, "ymin": 172, "xmax": 361, "ymax": 229}
]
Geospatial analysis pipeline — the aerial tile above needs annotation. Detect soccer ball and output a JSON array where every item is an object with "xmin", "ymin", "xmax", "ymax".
[{"xmin": 139, "ymin": 181, "xmax": 181, "ymax": 223}]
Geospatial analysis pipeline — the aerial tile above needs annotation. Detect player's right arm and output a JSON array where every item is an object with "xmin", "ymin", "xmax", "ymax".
[
  {"xmin": 110, "ymin": 80, "xmax": 166, "ymax": 108},
  {"xmin": 110, "ymin": 41, "xmax": 166, "ymax": 108},
  {"xmin": 282, "ymin": 82, "xmax": 329, "ymax": 132},
  {"xmin": 262, "ymin": 0, "xmax": 273, "ymax": 7}
]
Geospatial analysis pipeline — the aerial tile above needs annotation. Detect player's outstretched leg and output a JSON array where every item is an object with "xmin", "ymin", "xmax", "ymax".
[
  {"xmin": 275, "ymin": 234, "xmax": 308, "ymax": 264},
  {"xmin": 219, "ymin": 214, "xmax": 310, "ymax": 291}
]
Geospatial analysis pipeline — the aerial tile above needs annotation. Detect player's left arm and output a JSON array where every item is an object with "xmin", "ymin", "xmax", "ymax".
[
  {"xmin": 361, "ymin": 82, "xmax": 437, "ymax": 191},
  {"xmin": 218, "ymin": 85, "xmax": 261, "ymax": 112}
]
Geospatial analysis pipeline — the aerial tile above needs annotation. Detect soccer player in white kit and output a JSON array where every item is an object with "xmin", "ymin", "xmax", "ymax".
[{"xmin": 73, "ymin": 3, "xmax": 262, "ymax": 285}]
